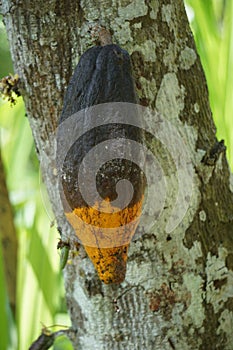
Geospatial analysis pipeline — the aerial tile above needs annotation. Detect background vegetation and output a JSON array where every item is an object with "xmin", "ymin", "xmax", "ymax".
[
  {"xmin": 0, "ymin": 1, "xmax": 232, "ymax": 349},
  {"xmin": 186, "ymin": 0, "xmax": 233, "ymax": 169}
]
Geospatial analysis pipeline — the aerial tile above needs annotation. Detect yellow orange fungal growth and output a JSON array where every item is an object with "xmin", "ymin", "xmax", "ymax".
[
  {"xmin": 66, "ymin": 197, "xmax": 144, "ymax": 248},
  {"xmin": 73, "ymin": 197, "xmax": 143, "ymax": 228},
  {"xmin": 65, "ymin": 197, "xmax": 144, "ymax": 283},
  {"xmin": 84, "ymin": 245, "xmax": 128, "ymax": 284}
]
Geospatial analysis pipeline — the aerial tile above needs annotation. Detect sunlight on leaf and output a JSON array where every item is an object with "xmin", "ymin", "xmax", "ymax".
[{"xmin": 185, "ymin": 0, "xmax": 233, "ymax": 170}]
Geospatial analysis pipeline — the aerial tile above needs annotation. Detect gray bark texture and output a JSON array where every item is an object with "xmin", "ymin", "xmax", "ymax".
[{"xmin": 1, "ymin": 0, "xmax": 233, "ymax": 349}]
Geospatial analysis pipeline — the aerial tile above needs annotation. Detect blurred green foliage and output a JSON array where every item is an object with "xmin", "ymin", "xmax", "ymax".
[
  {"xmin": 186, "ymin": 0, "xmax": 233, "ymax": 170},
  {"xmin": 0, "ymin": 1, "xmax": 233, "ymax": 349},
  {"xmin": 0, "ymin": 240, "xmax": 13, "ymax": 350},
  {"xmin": 0, "ymin": 16, "xmax": 13, "ymax": 76}
]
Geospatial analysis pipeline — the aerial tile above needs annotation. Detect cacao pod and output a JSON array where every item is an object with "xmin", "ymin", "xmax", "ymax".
[{"xmin": 58, "ymin": 43, "xmax": 145, "ymax": 283}]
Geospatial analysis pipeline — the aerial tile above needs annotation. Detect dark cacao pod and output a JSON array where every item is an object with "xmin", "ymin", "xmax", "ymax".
[
  {"xmin": 60, "ymin": 44, "xmax": 138, "ymax": 122},
  {"xmin": 58, "ymin": 43, "xmax": 145, "ymax": 283}
]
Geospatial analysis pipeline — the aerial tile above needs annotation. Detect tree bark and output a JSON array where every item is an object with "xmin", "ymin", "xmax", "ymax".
[{"xmin": 1, "ymin": 0, "xmax": 233, "ymax": 349}]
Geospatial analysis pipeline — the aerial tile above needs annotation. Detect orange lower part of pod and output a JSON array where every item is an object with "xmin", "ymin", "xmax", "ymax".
[
  {"xmin": 84, "ymin": 245, "xmax": 128, "ymax": 284},
  {"xmin": 65, "ymin": 197, "xmax": 144, "ymax": 283}
]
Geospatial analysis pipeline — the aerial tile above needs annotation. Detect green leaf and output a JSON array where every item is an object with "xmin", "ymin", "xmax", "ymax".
[
  {"xmin": 186, "ymin": 0, "xmax": 233, "ymax": 170},
  {"xmin": 53, "ymin": 335, "xmax": 73, "ymax": 350},
  {"xmin": 0, "ymin": 237, "xmax": 15, "ymax": 350}
]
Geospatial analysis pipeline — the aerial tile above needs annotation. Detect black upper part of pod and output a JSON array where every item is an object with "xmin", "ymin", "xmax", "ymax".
[
  {"xmin": 58, "ymin": 43, "xmax": 145, "ymax": 211},
  {"xmin": 60, "ymin": 44, "xmax": 138, "ymax": 122}
]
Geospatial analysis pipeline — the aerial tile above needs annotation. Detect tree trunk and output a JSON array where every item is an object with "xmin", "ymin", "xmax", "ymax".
[{"xmin": 1, "ymin": 0, "xmax": 233, "ymax": 349}]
